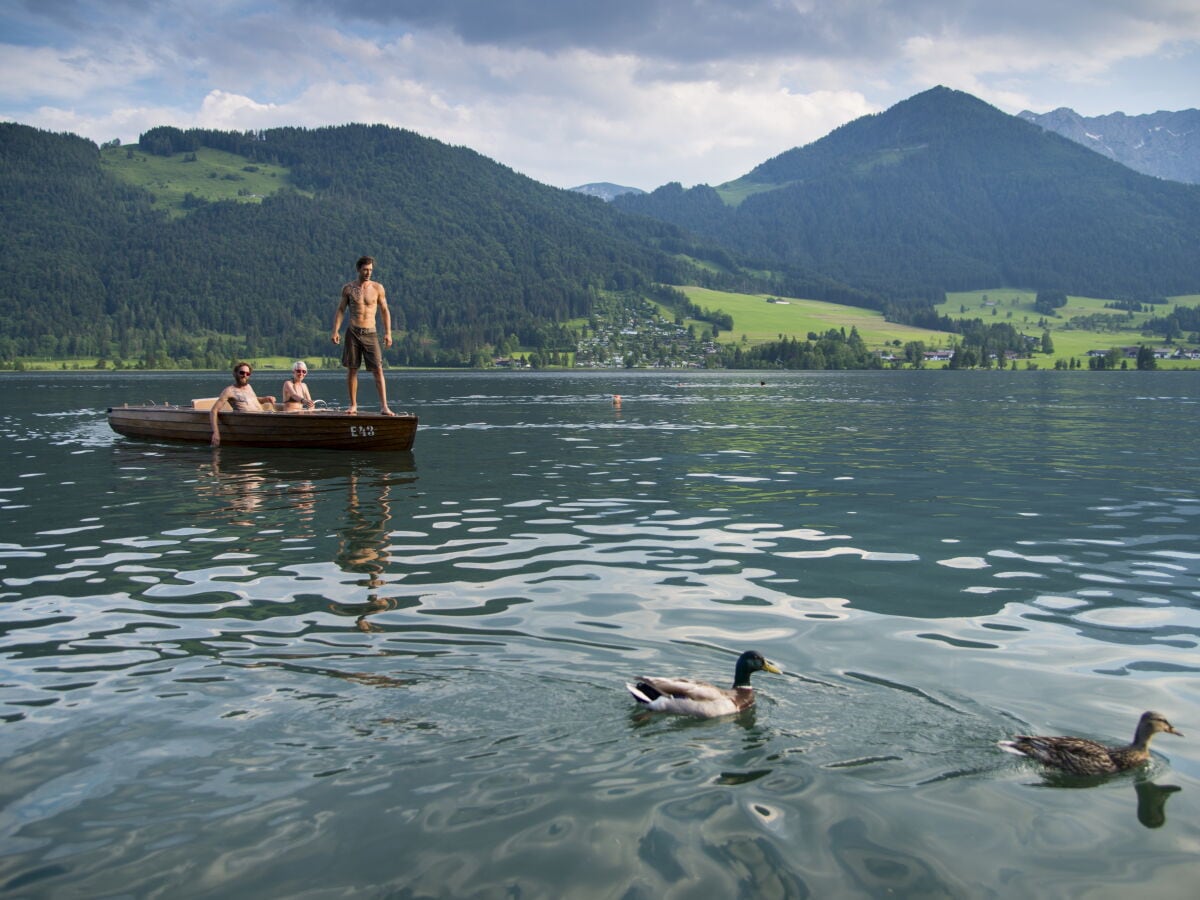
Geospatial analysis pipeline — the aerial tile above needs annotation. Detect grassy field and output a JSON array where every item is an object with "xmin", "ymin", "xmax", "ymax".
[
  {"xmin": 937, "ymin": 289, "xmax": 1199, "ymax": 367},
  {"xmin": 680, "ymin": 286, "xmax": 956, "ymax": 350},
  {"xmin": 100, "ymin": 145, "xmax": 301, "ymax": 216},
  {"xmin": 712, "ymin": 178, "xmax": 787, "ymax": 207},
  {"xmin": 671, "ymin": 285, "xmax": 1199, "ymax": 369}
]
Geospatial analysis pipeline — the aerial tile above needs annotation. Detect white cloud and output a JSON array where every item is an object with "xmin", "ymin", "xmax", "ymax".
[
  {"xmin": 1, "ymin": 1, "xmax": 1197, "ymax": 187},
  {"xmin": 255, "ymin": 43, "xmax": 876, "ymax": 187},
  {"xmin": 196, "ymin": 90, "xmax": 284, "ymax": 127},
  {"xmin": 7, "ymin": 103, "xmax": 186, "ymax": 146},
  {"xmin": 897, "ymin": 3, "xmax": 1200, "ymax": 112},
  {"xmin": 0, "ymin": 42, "xmax": 160, "ymax": 102}
]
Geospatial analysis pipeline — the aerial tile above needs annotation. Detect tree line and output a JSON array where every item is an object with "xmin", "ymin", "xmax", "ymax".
[{"xmin": 0, "ymin": 123, "xmax": 719, "ymax": 366}]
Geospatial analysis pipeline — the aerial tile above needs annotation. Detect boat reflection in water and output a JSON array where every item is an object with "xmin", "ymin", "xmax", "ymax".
[
  {"xmin": 328, "ymin": 464, "xmax": 419, "ymax": 632},
  {"xmin": 207, "ymin": 450, "xmax": 274, "ymax": 528},
  {"xmin": 208, "ymin": 448, "xmax": 418, "ymax": 632},
  {"xmin": 122, "ymin": 445, "xmax": 420, "ymax": 631},
  {"xmin": 198, "ymin": 448, "xmax": 414, "ymax": 527}
]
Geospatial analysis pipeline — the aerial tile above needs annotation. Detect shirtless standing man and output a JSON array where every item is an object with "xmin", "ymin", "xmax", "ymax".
[
  {"xmin": 332, "ymin": 256, "xmax": 394, "ymax": 415},
  {"xmin": 210, "ymin": 362, "xmax": 270, "ymax": 446}
]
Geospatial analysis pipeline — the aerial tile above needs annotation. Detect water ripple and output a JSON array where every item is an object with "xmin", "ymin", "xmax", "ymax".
[{"xmin": 2, "ymin": 372, "xmax": 1199, "ymax": 896}]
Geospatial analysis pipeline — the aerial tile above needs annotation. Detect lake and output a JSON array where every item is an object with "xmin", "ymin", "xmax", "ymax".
[{"xmin": 1, "ymin": 370, "xmax": 1198, "ymax": 898}]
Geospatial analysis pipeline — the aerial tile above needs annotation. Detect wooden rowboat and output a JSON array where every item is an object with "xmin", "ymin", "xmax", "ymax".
[{"xmin": 107, "ymin": 404, "xmax": 418, "ymax": 451}]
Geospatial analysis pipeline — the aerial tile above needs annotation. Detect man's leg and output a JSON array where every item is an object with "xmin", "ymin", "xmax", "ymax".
[
  {"xmin": 372, "ymin": 365, "xmax": 394, "ymax": 415},
  {"xmin": 346, "ymin": 368, "xmax": 359, "ymax": 413}
]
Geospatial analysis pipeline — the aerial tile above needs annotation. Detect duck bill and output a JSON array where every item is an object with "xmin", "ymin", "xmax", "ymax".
[
  {"xmin": 1168, "ymin": 726, "xmax": 1183, "ymax": 736},
  {"xmin": 763, "ymin": 661, "xmax": 783, "ymax": 674}
]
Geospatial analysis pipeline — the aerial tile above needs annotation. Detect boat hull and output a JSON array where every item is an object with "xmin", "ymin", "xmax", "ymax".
[{"xmin": 107, "ymin": 406, "xmax": 418, "ymax": 451}]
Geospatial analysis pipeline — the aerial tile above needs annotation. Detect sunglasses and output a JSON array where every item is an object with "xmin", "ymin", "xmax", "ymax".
[
  {"xmin": 236, "ymin": 370, "xmax": 251, "ymax": 377},
  {"xmin": 294, "ymin": 369, "xmax": 307, "ymax": 374}
]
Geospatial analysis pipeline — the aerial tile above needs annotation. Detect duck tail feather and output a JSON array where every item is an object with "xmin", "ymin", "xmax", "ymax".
[{"xmin": 626, "ymin": 682, "xmax": 655, "ymax": 705}]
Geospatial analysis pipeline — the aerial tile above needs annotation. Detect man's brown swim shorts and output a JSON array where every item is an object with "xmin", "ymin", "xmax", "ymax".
[{"xmin": 342, "ymin": 326, "xmax": 384, "ymax": 371}]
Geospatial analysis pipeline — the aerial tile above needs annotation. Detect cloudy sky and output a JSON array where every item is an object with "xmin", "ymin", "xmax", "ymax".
[{"xmin": 2, "ymin": 1, "xmax": 1198, "ymax": 190}]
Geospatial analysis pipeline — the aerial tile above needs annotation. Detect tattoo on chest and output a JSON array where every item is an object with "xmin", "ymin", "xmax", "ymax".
[{"xmin": 349, "ymin": 282, "xmax": 374, "ymax": 307}]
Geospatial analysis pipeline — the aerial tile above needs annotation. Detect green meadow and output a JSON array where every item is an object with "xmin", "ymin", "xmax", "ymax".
[
  {"xmin": 100, "ymin": 144, "xmax": 301, "ymax": 216},
  {"xmin": 670, "ymin": 285, "xmax": 1199, "ymax": 369},
  {"xmin": 679, "ymin": 286, "xmax": 955, "ymax": 350},
  {"xmin": 712, "ymin": 178, "xmax": 788, "ymax": 207},
  {"xmin": 937, "ymin": 289, "xmax": 1199, "ymax": 367}
]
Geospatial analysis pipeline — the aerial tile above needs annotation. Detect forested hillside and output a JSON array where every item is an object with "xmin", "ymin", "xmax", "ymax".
[
  {"xmin": 0, "ymin": 123, "xmax": 716, "ymax": 365},
  {"xmin": 615, "ymin": 87, "xmax": 1200, "ymax": 302},
  {"xmin": 5, "ymin": 87, "xmax": 1200, "ymax": 371}
]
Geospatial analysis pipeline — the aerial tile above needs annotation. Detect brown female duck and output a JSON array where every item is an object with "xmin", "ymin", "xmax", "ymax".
[{"xmin": 999, "ymin": 711, "xmax": 1182, "ymax": 776}]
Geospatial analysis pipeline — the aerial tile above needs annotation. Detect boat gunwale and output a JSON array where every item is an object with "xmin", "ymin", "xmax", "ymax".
[{"xmin": 106, "ymin": 405, "xmax": 418, "ymax": 451}]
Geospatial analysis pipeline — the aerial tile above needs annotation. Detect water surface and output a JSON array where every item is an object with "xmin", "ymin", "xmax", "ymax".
[{"xmin": 1, "ymin": 371, "xmax": 1198, "ymax": 897}]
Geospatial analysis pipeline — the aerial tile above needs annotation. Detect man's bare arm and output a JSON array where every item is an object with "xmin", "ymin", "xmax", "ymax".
[
  {"xmin": 332, "ymin": 289, "xmax": 349, "ymax": 344},
  {"xmin": 209, "ymin": 389, "xmax": 232, "ymax": 446},
  {"xmin": 378, "ymin": 287, "xmax": 393, "ymax": 347}
]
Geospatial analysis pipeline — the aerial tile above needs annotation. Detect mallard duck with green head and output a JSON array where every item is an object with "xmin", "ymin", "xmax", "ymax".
[
  {"xmin": 626, "ymin": 650, "xmax": 782, "ymax": 718},
  {"xmin": 999, "ymin": 711, "xmax": 1182, "ymax": 776}
]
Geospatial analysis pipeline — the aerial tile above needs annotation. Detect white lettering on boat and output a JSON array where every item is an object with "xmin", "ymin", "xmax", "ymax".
[{"xmin": 350, "ymin": 425, "xmax": 376, "ymax": 438}]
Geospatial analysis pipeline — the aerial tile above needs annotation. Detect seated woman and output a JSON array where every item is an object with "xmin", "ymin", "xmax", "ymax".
[{"xmin": 282, "ymin": 360, "xmax": 316, "ymax": 411}]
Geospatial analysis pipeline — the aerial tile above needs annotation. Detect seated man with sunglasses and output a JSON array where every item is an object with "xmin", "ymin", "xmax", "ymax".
[{"xmin": 209, "ymin": 362, "xmax": 277, "ymax": 447}]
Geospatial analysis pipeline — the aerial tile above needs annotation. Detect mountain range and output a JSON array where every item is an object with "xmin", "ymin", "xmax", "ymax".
[
  {"xmin": 568, "ymin": 182, "xmax": 645, "ymax": 201},
  {"xmin": 2, "ymin": 86, "xmax": 1198, "ymax": 367},
  {"xmin": 1019, "ymin": 107, "xmax": 1200, "ymax": 185},
  {"xmin": 615, "ymin": 87, "xmax": 1200, "ymax": 302}
]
